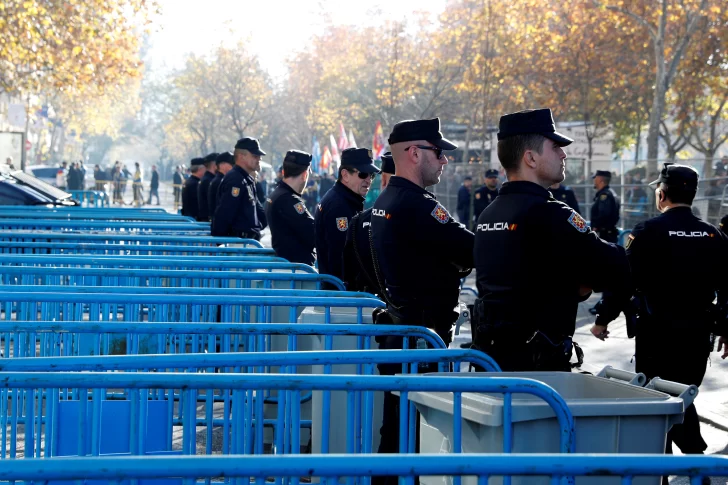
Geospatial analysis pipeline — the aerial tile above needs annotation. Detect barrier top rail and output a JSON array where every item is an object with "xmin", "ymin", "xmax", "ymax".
[
  {"xmin": 0, "ymin": 241, "xmax": 276, "ymax": 256},
  {"xmin": 0, "ymin": 254, "xmax": 316, "ymax": 272},
  {"xmin": 0, "ymin": 454, "xmax": 723, "ymax": 481},
  {"xmin": 0, "ymin": 205, "xmax": 168, "ymax": 213},
  {"xmin": 0, "ymin": 219, "xmax": 210, "ymax": 231},
  {"xmin": 0, "ymin": 211, "xmax": 197, "ymax": 222},
  {"xmin": 0, "ymin": 230, "xmax": 263, "ymax": 247},
  {"xmin": 0, "ymin": 265, "xmax": 344, "ymax": 289},
  {"xmin": 0, "ymin": 372, "xmax": 575, "ymax": 454}
]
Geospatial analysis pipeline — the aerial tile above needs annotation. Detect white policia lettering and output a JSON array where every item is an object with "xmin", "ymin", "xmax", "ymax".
[
  {"xmin": 668, "ymin": 230, "xmax": 710, "ymax": 237},
  {"xmin": 363, "ymin": 222, "xmax": 371, "ymax": 228},
  {"xmin": 476, "ymin": 222, "xmax": 515, "ymax": 232},
  {"xmin": 372, "ymin": 209, "xmax": 387, "ymax": 218}
]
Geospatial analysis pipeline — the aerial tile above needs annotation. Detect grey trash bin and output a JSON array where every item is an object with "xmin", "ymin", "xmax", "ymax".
[{"xmin": 408, "ymin": 368, "xmax": 697, "ymax": 485}]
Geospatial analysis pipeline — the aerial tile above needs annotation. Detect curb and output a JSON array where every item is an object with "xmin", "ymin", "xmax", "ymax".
[{"xmin": 698, "ymin": 401, "xmax": 728, "ymax": 432}]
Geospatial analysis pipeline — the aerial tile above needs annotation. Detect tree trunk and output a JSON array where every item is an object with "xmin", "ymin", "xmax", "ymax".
[
  {"xmin": 702, "ymin": 155, "xmax": 714, "ymax": 179},
  {"xmin": 646, "ymin": 43, "xmax": 666, "ymax": 180}
]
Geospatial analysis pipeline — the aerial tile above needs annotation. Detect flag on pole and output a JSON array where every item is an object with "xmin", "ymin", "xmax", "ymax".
[
  {"xmin": 312, "ymin": 136, "xmax": 322, "ymax": 173},
  {"xmin": 348, "ymin": 130, "xmax": 357, "ymax": 149},
  {"xmin": 330, "ymin": 134, "xmax": 340, "ymax": 164},
  {"xmin": 321, "ymin": 146, "xmax": 333, "ymax": 174},
  {"xmin": 372, "ymin": 121, "xmax": 385, "ymax": 159},
  {"xmin": 338, "ymin": 123, "xmax": 349, "ymax": 151}
]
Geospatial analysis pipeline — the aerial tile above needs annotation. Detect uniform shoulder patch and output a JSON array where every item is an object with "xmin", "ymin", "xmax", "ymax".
[
  {"xmin": 600, "ymin": 194, "xmax": 607, "ymax": 201},
  {"xmin": 625, "ymin": 233, "xmax": 635, "ymax": 249},
  {"xmin": 231, "ymin": 187, "xmax": 240, "ymax": 197},
  {"xmin": 431, "ymin": 203, "xmax": 450, "ymax": 224},
  {"xmin": 294, "ymin": 202, "xmax": 306, "ymax": 214},
  {"xmin": 336, "ymin": 217, "xmax": 348, "ymax": 231},
  {"xmin": 567, "ymin": 211, "xmax": 588, "ymax": 233},
  {"xmin": 475, "ymin": 193, "xmax": 481, "ymax": 200}
]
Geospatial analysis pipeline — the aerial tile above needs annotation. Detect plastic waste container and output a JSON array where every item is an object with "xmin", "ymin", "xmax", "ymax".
[{"xmin": 408, "ymin": 368, "xmax": 697, "ymax": 485}]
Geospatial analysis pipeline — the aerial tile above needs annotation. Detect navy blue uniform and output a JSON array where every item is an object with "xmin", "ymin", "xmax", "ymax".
[
  {"xmin": 314, "ymin": 181, "xmax": 364, "ymax": 282},
  {"xmin": 342, "ymin": 209, "xmax": 377, "ymax": 293},
  {"xmin": 590, "ymin": 186, "xmax": 620, "ymax": 242},
  {"xmin": 371, "ymin": 176, "xmax": 474, "ymax": 340},
  {"xmin": 211, "ymin": 165, "xmax": 267, "ymax": 239},
  {"xmin": 455, "ymin": 185, "xmax": 471, "ymax": 224},
  {"xmin": 474, "ymin": 181, "xmax": 630, "ymax": 371},
  {"xmin": 181, "ymin": 175, "xmax": 200, "ymax": 219},
  {"xmin": 208, "ymin": 172, "xmax": 224, "ymax": 222},
  {"xmin": 550, "ymin": 185, "xmax": 581, "ymax": 214},
  {"xmin": 625, "ymin": 207, "xmax": 728, "ymax": 454},
  {"xmin": 197, "ymin": 171, "xmax": 215, "ymax": 222},
  {"xmin": 265, "ymin": 181, "xmax": 315, "ymax": 266},
  {"xmin": 473, "ymin": 186, "xmax": 499, "ymax": 219}
]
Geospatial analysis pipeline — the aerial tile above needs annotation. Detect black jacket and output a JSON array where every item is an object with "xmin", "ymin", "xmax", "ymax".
[
  {"xmin": 197, "ymin": 171, "xmax": 215, "ymax": 222},
  {"xmin": 211, "ymin": 165, "xmax": 267, "ymax": 239},
  {"xmin": 265, "ymin": 181, "xmax": 315, "ymax": 266},
  {"xmin": 181, "ymin": 175, "xmax": 201, "ymax": 219}
]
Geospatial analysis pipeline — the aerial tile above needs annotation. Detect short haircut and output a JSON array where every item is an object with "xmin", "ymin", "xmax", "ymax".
[
  {"xmin": 203, "ymin": 160, "xmax": 215, "ymax": 169},
  {"xmin": 338, "ymin": 165, "xmax": 355, "ymax": 182},
  {"xmin": 282, "ymin": 160, "xmax": 308, "ymax": 179},
  {"xmin": 660, "ymin": 182, "xmax": 696, "ymax": 205},
  {"xmin": 497, "ymin": 134, "xmax": 546, "ymax": 173}
]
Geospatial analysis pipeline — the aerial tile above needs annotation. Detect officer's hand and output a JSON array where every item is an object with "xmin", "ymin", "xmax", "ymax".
[
  {"xmin": 718, "ymin": 336, "xmax": 728, "ymax": 359},
  {"xmin": 590, "ymin": 324, "xmax": 610, "ymax": 341}
]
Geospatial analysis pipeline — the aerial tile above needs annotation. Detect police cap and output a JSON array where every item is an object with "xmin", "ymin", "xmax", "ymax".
[
  {"xmin": 234, "ymin": 137, "xmax": 267, "ymax": 156},
  {"xmin": 497, "ymin": 108, "xmax": 573, "ymax": 147},
  {"xmin": 592, "ymin": 170, "xmax": 612, "ymax": 179},
  {"xmin": 204, "ymin": 152, "xmax": 219, "ymax": 163},
  {"xmin": 388, "ymin": 118, "xmax": 457, "ymax": 150},
  {"xmin": 190, "ymin": 157, "xmax": 204, "ymax": 167},
  {"xmin": 284, "ymin": 150, "xmax": 313, "ymax": 167},
  {"xmin": 485, "ymin": 169, "xmax": 499, "ymax": 178},
  {"xmin": 341, "ymin": 147, "xmax": 380, "ymax": 174},
  {"xmin": 649, "ymin": 163, "xmax": 698, "ymax": 189},
  {"xmin": 215, "ymin": 151, "xmax": 234, "ymax": 166},
  {"xmin": 380, "ymin": 152, "xmax": 395, "ymax": 174}
]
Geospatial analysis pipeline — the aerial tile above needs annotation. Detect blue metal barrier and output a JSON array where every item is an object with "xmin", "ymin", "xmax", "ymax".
[
  {"xmin": 0, "ymin": 210, "xmax": 196, "ymax": 222},
  {"xmin": 0, "ymin": 230, "xmax": 264, "ymax": 248},
  {"xmin": 0, "ymin": 241, "xmax": 276, "ymax": 256},
  {"xmin": 0, "ymin": 454, "xmax": 722, "ymax": 485},
  {"xmin": 0, "ymin": 205, "xmax": 166, "ymax": 213},
  {"xmin": 0, "ymin": 265, "xmax": 342, "ymax": 290},
  {"xmin": 0, "ymin": 254, "xmax": 316, "ymax": 272},
  {"xmin": 0, "ymin": 372, "xmax": 573, "ymax": 460},
  {"xmin": 68, "ymin": 190, "xmax": 110, "ymax": 207},
  {"xmin": 0, "ymin": 219, "xmax": 210, "ymax": 233}
]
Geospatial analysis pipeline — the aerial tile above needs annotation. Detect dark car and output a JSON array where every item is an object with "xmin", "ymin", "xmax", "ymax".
[{"xmin": 0, "ymin": 168, "xmax": 78, "ymax": 206}]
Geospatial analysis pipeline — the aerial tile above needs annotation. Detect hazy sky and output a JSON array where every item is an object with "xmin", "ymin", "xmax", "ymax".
[{"xmin": 146, "ymin": 0, "xmax": 447, "ymax": 80}]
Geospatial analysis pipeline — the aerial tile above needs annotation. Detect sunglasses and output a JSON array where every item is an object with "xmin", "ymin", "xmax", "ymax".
[
  {"xmin": 405, "ymin": 145, "xmax": 444, "ymax": 160},
  {"xmin": 351, "ymin": 169, "xmax": 376, "ymax": 180}
]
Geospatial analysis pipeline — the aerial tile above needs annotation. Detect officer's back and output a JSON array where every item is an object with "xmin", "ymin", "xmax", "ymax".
[
  {"xmin": 181, "ymin": 158, "xmax": 204, "ymax": 219},
  {"xmin": 208, "ymin": 152, "xmax": 234, "ymax": 222},
  {"xmin": 474, "ymin": 109, "xmax": 629, "ymax": 371},
  {"xmin": 197, "ymin": 152, "xmax": 218, "ymax": 222}
]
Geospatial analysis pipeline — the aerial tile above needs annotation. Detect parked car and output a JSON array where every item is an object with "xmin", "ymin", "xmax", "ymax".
[{"xmin": 0, "ymin": 167, "xmax": 78, "ymax": 206}]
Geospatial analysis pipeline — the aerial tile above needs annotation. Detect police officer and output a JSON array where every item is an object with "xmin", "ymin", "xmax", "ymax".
[
  {"xmin": 456, "ymin": 176, "xmax": 473, "ymax": 225},
  {"xmin": 265, "ymin": 150, "xmax": 316, "ymax": 266},
  {"xmin": 211, "ymin": 137, "xmax": 268, "ymax": 240},
  {"xmin": 181, "ymin": 157, "xmax": 204, "ymax": 219},
  {"xmin": 370, "ymin": 119, "xmax": 472, "ymax": 468},
  {"xmin": 314, "ymin": 147, "xmax": 379, "ymax": 284},
  {"xmin": 720, "ymin": 213, "xmax": 727, "ymax": 236},
  {"xmin": 550, "ymin": 182, "xmax": 581, "ymax": 214},
  {"xmin": 473, "ymin": 109, "xmax": 630, "ymax": 372},
  {"xmin": 473, "ymin": 169, "xmax": 500, "ymax": 219},
  {"xmin": 197, "ymin": 152, "xmax": 218, "ymax": 222},
  {"xmin": 342, "ymin": 152, "xmax": 395, "ymax": 293},
  {"xmin": 592, "ymin": 164, "xmax": 728, "ymax": 467},
  {"xmin": 208, "ymin": 152, "xmax": 234, "ymax": 224},
  {"xmin": 590, "ymin": 170, "xmax": 620, "ymax": 242}
]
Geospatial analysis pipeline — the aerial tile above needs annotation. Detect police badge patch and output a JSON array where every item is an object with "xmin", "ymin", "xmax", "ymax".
[
  {"xmin": 600, "ymin": 194, "xmax": 608, "ymax": 201},
  {"xmin": 336, "ymin": 217, "xmax": 348, "ymax": 231},
  {"xmin": 431, "ymin": 203, "xmax": 449, "ymax": 224},
  {"xmin": 294, "ymin": 202, "xmax": 305, "ymax": 214},
  {"xmin": 567, "ymin": 212, "xmax": 588, "ymax": 233},
  {"xmin": 231, "ymin": 187, "xmax": 240, "ymax": 197}
]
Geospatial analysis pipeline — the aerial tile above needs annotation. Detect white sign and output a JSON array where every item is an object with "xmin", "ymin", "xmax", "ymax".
[
  {"xmin": 0, "ymin": 132, "xmax": 23, "ymax": 168},
  {"xmin": 557, "ymin": 125, "xmax": 613, "ymax": 161},
  {"xmin": 7, "ymin": 104, "xmax": 26, "ymax": 129}
]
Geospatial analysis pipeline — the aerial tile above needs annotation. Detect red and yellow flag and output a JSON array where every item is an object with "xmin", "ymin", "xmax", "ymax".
[{"xmin": 372, "ymin": 121, "xmax": 385, "ymax": 159}]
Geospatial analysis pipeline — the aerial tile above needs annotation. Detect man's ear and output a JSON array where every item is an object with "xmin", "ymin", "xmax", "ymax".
[{"xmin": 523, "ymin": 150, "xmax": 537, "ymax": 169}]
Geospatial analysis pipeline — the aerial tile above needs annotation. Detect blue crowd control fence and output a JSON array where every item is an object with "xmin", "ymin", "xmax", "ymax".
[
  {"xmin": 0, "ymin": 205, "xmax": 167, "ymax": 213},
  {"xmin": 0, "ymin": 291, "xmax": 384, "ymax": 328},
  {"xmin": 0, "ymin": 372, "xmax": 572, "ymax": 462},
  {"xmin": 0, "ymin": 254, "xmax": 317, "ymax": 273},
  {"xmin": 0, "ymin": 349, "xmax": 501, "ymax": 458},
  {"xmin": 0, "ymin": 219, "xmax": 210, "ymax": 233},
  {"xmin": 0, "ymin": 212, "xmax": 197, "ymax": 223},
  {"xmin": 0, "ymin": 321, "xmax": 443, "ymax": 358},
  {"xmin": 0, "ymin": 230, "xmax": 264, "ymax": 248},
  {"xmin": 0, "ymin": 266, "xmax": 343, "ymax": 291},
  {"xmin": 0, "ymin": 241, "xmax": 277, "ymax": 257},
  {"xmin": 0, "ymin": 454, "xmax": 723, "ymax": 485},
  {"xmin": 67, "ymin": 190, "xmax": 110, "ymax": 207}
]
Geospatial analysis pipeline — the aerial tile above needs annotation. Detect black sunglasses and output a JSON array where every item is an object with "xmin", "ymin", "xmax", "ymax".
[
  {"xmin": 405, "ymin": 145, "xmax": 444, "ymax": 160},
  {"xmin": 351, "ymin": 169, "xmax": 376, "ymax": 180}
]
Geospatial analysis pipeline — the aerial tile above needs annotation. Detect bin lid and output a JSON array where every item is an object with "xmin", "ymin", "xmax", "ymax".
[{"xmin": 406, "ymin": 372, "xmax": 688, "ymax": 426}]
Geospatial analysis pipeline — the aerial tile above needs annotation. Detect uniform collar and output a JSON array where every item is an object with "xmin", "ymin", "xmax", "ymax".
[
  {"xmin": 333, "ymin": 180, "xmax": 365, "ymax": 204},
  {"xmin": 234, "ymin": 164, "xmax": 254, "ymax": 182},
  {"xmin": 498, "ymin": 181, "xmax": 550, "ymax": 199},
  {"xmin": 278, "ymin": 180, "xmax": 301, "ymax": 196},
  {"xmin": 388, "ymin": 176, "xmax": 436, "ymax": 198}
]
